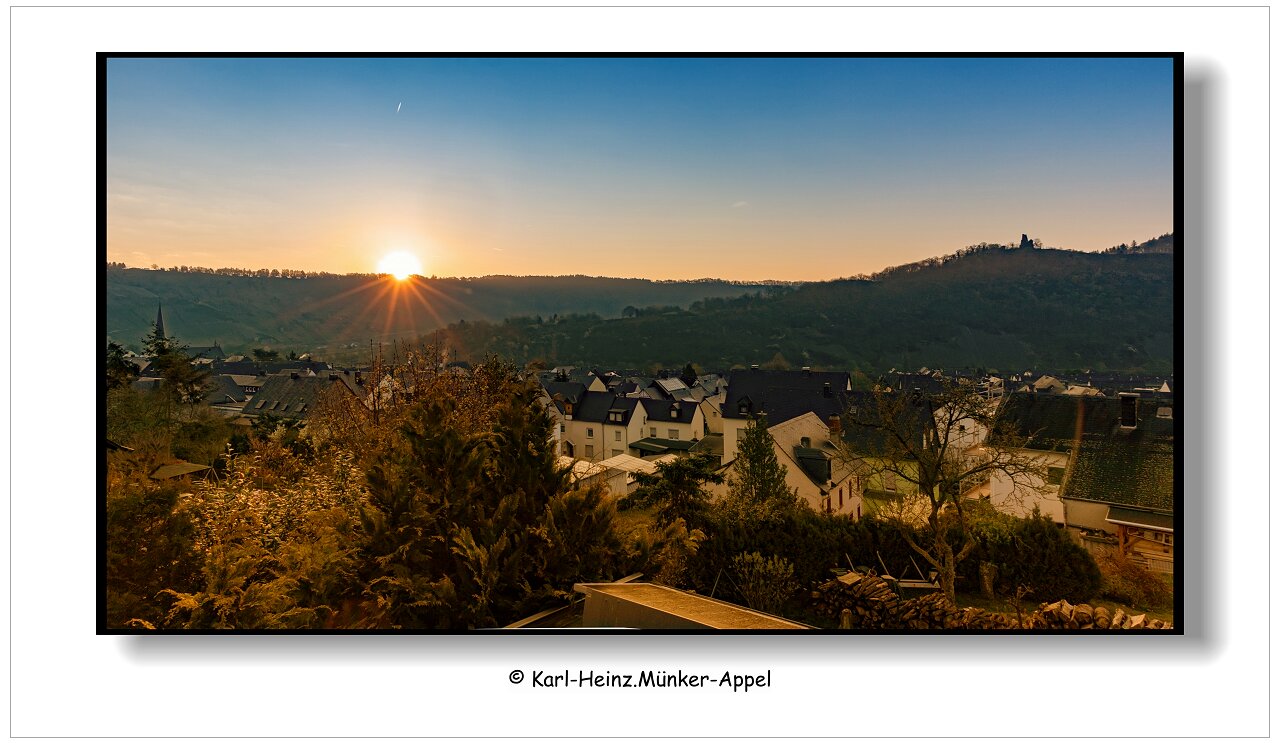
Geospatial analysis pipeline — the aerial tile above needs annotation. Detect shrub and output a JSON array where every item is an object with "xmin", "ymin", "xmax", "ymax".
[
  {"xmin": 943, "ymin": 503, "xmax": 1102, "ymax": 603},
  {"xmin": 1097, "ymin": 554, "xmax": 1173, "ymax": 608},
  {"xmin": 731, "ymin": 552, "xmax": 798, "ymax": 615}
]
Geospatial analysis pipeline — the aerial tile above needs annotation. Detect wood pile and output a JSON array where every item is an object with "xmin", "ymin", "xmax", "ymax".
[
  {"xmin": 1030, "ymin": 600, "xmax": 1173, "ymax": 630},
  {"xmin": 811, "ymin": 571, "xmax": 1173, "ymax": 630}
]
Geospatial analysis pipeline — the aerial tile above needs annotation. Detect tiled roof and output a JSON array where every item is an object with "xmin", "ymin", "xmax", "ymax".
[
  {"xmin": 995, "ymin": 393, "xmax": 1175, "ymax": 512},
  {"xmin": 212, "ymin": 360, "xmax": 263, "ymax": 376},
  {"xmin": 543, "ymin": 381, "xmax": 588, "ymax": 406},
  {"xmin": 209, "ymin": 375, "xmax": 247, "ymax": 403},
  {"xmin": 572, "ymin": 392, "xmax": 639, "ymax": 424},
  {"xmin": 639, "ymin": 398, "xmax": 698, "ymax": 425},
  {"xmin": 246, "ymin": 374, "xmax": 354, "ymax": 420},
  {"xmin": 839, "ymin": 391, "xmax": 936, "ymax": 455},
  {"xmin": 721, "ymin": 369, "xmax": 851, "ymax": 424}
]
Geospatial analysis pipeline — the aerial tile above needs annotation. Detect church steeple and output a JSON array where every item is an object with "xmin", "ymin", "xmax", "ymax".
[{"xmin": 155, "ymin": 303, "xmax": 166, "ymax": 341}]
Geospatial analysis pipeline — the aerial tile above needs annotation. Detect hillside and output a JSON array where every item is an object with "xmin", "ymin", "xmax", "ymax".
[
  {"xmin": 104, "ymin": 269, "xmax": 794, "ymax": 354},
  {"xmin": 435, "ymin": 245, "xmax": 1176, "ymax": 374}
]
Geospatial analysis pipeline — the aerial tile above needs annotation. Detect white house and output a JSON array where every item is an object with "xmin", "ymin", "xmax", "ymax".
[{"xmin": 709, "ymin": 412, "xmax": 864, "ymax": 518}]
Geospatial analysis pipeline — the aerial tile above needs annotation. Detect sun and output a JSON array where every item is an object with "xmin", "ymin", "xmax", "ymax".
[{"xmin": 377, "ymin": 251, "xmax": 423, "ymax": 281}]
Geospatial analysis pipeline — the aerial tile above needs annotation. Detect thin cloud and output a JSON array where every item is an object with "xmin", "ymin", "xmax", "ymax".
[{"xmin": 732, "ymin": 201, "xmax": 748, "ymax": 208}]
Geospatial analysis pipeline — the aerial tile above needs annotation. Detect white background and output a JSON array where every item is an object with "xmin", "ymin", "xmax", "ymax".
[{"xmin": 4, "ymin": 4, "xmax": 1269, "ymax": 739}]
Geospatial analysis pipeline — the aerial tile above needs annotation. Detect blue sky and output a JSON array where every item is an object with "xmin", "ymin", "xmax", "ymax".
[{"xmin": 107, "ymin": 56, "xmax": 1174, "ymax": 280}]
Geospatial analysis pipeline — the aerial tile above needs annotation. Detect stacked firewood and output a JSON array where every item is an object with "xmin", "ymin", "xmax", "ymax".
[
  {"xmin": 811, "ymin": 572, "xmax": 1173, "ymax": 630},
  {"xmin": 810, "ymin": 571, "xmax": 901, "ymax": 627},
  {"xmin": 1030, "ymin": 600, "xmax": 1173, "ymax": 630}
]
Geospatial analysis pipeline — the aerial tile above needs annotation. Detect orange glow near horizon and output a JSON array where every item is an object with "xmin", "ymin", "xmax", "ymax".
[{"xmin": 376, "ymin": 251, "xmax": 424, "ymax": 281}]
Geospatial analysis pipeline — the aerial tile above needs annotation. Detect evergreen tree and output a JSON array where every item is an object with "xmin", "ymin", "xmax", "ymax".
[
  {"xmin": 725, "ymin": 414, "xmax": 800, "ymax": 519},
  {"xmin": 358, "ymin": 371, "xmax": 628, "ymax": 629},
  {"xmin": 680, "ymin": 362, "xmax": 699, "ymax": 387},
  {"xmin": 625, "ymin": 452, "xmax": 724, "ymax": 528},
  {"xmin": 140, "ymin": 326, "xmax": 212, "ymax": 422},
  {"xmin": 106, "ymin": 341, "xmax": 138, "ymax": 390}
]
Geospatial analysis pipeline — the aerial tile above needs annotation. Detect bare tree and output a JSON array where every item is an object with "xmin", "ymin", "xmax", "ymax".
[{"xmin": 836, "ymin": 381, "xmax": 1047, "ymax": 606}]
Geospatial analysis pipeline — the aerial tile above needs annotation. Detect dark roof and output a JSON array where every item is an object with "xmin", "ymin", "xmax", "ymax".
[
  {"xmin": 246, "ymin": 374, "xmax": 354, "ymax": 420},
  {"xmin": 208, "ymin": 375, "xmax": 247, "ymax": 403},
  {"xmin": 690, "ymin": 433, "xmax": 724, "ymax": 458},
  {"xmin": 639, "ymin": 398, "xmax": 699, "ymax": 425},
  {"xmin": 721, "ymin": 369, "xmax": 851, "ymax": 424},
  {"xmin": 149, "ymin": 461, "xmax": 212, "ymax": 480},
  {"xmin": 996, "ymin": 393, "xmax": 1174, "ymax": 512},
  {"xmin": 572, "ymin": 392, "xmax": 639, "ymax": 424},
  {"xmin": 543, "ymin": 381, "xmax": 588, "ymax": 406},
  {"xmin": 629, "ymin": 437, "xmax": 697, "ymax": 455},
  {"xmin": 131, "ymin": 377, "xmax": 165, "ymax": 394},
  {"xmin": 261, "ymin": 360, "xmax": 332, "ymax": 375},
  {"xmin": 839, "ymin": 391, "xmax": 936, "ymax": 455},
  {"xmin": 187, "ymin": 344, "xmax": 226, "ymax": 360},
  {"xmin": 793, "ymin": 446, "xmax": 833, "ymax": 485},
  {"xmin": 1106, "ymin": 506, "xmax": 1174, "ymax": 531},
  {"xmin": 212, "ymin": 360, "xmax": 263, "ymax": 376},
  {"xmin": 994, "ymin": 393, "xmax": 1176, "ymax": 450}
]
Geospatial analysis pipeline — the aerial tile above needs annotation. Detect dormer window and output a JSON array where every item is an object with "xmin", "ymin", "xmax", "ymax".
[
  {"xmin": 669, "ymin": 404, "xmax": 679, "ymax": 419},
  {"xmin": 737, "ymin": 396, "xmax": 752, "ymax": 414}
]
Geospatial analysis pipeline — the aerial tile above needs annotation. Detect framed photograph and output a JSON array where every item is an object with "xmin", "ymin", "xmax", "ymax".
[{"xmin": 101, "ymin": 54, "xmax": 1179, "ymax": 633}]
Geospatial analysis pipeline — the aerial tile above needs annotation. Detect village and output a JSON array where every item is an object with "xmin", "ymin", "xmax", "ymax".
[{"xmin": 108, "ymin": 301, "xmax": 1176, "ymax": 630}]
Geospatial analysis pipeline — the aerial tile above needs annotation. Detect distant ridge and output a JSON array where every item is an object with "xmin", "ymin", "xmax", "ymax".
[
  {"xmin": 436, "ymin": 241, "xmax": 1175, "ymax": 374},
  {"xmin": 104, "ymin": 269, "xmax": 792, "ymax": 353},
  {"xmin": 105, "ymin": 237, "xmax": 1175, "ymax": 373}
]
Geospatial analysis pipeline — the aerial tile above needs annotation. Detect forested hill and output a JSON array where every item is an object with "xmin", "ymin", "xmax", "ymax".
[
  {"xmin": 104, "ymin": 269, "xmax": 793, "ymax": 353},
  {"xmin": 436, "ymin": 245, "xmax": 1176, "ymax": 374}
]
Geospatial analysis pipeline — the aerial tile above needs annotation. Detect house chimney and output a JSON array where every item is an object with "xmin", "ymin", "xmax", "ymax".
[
  {"xmin": 827, "ymin": 414, "xmax": 841, "ymax": 433},
  {"xmin": 802, "ymin": 366, "xmax": 811, "ymax": 375},
  {"xmin": 750, "ymin": 364, "xmax": 760, "ymax": 371}
]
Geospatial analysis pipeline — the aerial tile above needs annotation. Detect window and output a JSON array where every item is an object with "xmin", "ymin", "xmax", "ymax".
[
  {"xmin": 1157, "ymin": 406, "xmax": 1173, "ymax": 419},
  {"xmin": 608, "ymin": 411, "xmax": 623, "ymax": 423},
  {"xmin": 668, "ymin": 429, "xmax": 679, "ymax": 440},
  {"xmin": 650, "ymin": 427, "xmax": 657, "ymax": 437},
  {"xmin": 559, "ymin": 424, "xmax": 565, "ymax": 434},
  {"xmin": 1046, "ymin": 466, "xmax": 1066, "ymax": 486},
  {"xmin": 839, "ymin": 488, "xmax": 844, "ymax": 508},
  {"xmin": 884, "ymin": 472, "xmax": 897, "ymax": 492},
  {"xmin": 586, "ymin": 427, "xmax": 594, "ymax": 438},
  {"xmin": 614, "ymin": 430, "xmax": 622, "ymax": 441},
  {"xmin": 585, "ymin": 444, "xmax": 594, "ymax": 458}
]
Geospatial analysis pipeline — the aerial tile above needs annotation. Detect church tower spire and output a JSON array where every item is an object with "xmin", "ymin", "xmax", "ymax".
[{"xmin": 155, "ymin": 303, "xmax": 166, "ymax": 341}]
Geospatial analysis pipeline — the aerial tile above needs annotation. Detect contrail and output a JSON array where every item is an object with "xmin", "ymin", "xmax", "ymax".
[{"xmin": 396, "ymin": 101, "xmax": 402, "ymax": 113}]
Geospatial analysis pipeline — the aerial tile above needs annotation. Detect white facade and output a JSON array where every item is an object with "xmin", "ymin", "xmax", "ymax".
[{"xmin": 710, "ymin": 412, "xmax": 863, "ymax": 517}]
